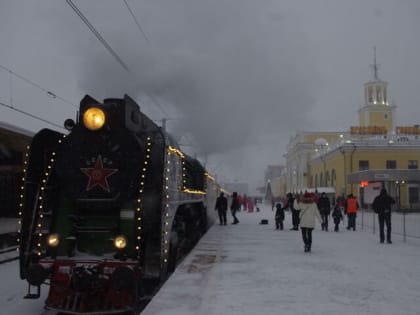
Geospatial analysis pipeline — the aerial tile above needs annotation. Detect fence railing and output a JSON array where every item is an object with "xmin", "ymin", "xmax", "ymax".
[{"xmin": 356, "ymin": 208, "xmax": 420, "ymax": 241}]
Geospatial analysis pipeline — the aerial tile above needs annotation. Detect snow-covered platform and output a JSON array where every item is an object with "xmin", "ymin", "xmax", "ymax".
[{"xmin": 142, "ymin": 205, "xmax": 420, "ymax": 315}]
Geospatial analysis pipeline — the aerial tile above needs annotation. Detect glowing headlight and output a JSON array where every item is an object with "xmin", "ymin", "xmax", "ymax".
[
  {"xmin": 114, "ymin": 235, "xmax": 127, "ymax": 249},
  {"xmin": 47, "ymin": 233, "xmax": 60, "ymax": 247},
  {"xmin": 83, "ymin": 107, "xmax": 105, "ymax": 130}
]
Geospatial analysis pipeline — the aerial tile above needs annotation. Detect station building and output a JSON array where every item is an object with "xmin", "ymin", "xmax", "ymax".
[{"xmin": 277, "ymin": 66, "xmax": 420, "ymax": 209}]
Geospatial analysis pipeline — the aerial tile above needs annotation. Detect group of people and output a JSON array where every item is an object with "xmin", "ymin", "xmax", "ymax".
[
  {"xmin": 273, "ymin": 188, "xmax": 396, "ymax": 252},
  {"xmin": 214, "ymin": 192, "xmax": 240, "ymax": 225},
  {"xmin": 216, "ymin": 188, "xmax": 396, "ymax": 251}
]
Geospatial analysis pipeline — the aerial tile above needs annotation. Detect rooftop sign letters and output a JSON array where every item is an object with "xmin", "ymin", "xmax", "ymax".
[
  {"xmin": 350, "ymin": 126, "xmax": 387, "ymax": 135},
  {"xmin": 396, "ymin": 126, "xmax": 420, "ymax": 135}
]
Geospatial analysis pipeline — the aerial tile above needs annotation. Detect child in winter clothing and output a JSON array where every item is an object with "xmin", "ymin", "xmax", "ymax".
[
  {"xmin": 331, "ymin": 205, "xmax": 344, "ymax": 232},
  {"xmin": 275, "ymin": 202, "xmax": 285, "ymax": 230}
]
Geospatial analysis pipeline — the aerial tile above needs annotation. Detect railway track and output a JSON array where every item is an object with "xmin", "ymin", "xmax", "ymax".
[
  {"xmin": 0, "ymin": 231, "xmax": 19, "ymax": 264},
  {"xmin": 0, "ymin": 245, "xmax": 18, "ymax": 264}
]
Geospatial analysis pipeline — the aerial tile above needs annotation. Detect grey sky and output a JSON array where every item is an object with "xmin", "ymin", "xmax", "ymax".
[{"xmin": 0, "ymin": 1, "xmax": 419, "ymax": 191}]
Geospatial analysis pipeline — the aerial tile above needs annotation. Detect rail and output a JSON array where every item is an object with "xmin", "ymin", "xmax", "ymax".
[{"xmin": 0, "ymin": 245, "xmax": 18, "ymax": 264}]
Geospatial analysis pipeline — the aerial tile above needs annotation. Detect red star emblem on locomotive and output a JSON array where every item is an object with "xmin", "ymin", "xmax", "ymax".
[{"xmin": 81, "ymin": 155, "xmax": 118, "ymax": 192}]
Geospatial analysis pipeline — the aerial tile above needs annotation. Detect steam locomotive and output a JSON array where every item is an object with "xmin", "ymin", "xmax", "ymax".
[{"xmin": 18, "ymin": 95, "xmax": 220, "ymax": 314}]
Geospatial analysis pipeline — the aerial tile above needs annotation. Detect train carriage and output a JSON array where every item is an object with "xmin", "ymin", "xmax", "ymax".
[{"xmin": 18, "ymin": 95, "xmax": 218, "ymax": 314}]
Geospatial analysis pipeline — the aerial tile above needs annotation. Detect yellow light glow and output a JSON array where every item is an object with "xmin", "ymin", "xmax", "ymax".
[
  {"xmin": 83, "ymin": 107, "xmax": 106, "ymax": 130},
  {"xmin": 114, "ymin": 235, "xmax": 127, "ymax": 249},
  {"xmin": 182, "ymin": 188, "xmax": 206, "ymax": 195},
  {"xmin": 47, "ymin": 233, "xmax": 60, "ymax": 247},
  {"xmin": 168, "ymin": 146, "xmax": 185, "ymax": 158}
]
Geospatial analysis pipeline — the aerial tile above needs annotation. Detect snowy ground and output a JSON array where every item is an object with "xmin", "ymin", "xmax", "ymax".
[
  {"xmin": 143, "ymin": 204, "xmax": 420, "ymax": 315},
  {"xmin": 1, "ymin": 205, "xmax": 420, "ymax": 314}
]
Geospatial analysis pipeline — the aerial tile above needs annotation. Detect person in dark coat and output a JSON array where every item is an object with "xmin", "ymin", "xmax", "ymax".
[
  {"xmin": 230, "ymin": 192, "xmax": 240, "ymax": 224},
  {"xmin": 317, "ymin": 192, "xmax": 331, "ymax": 231},
  {"xmin": 331, "ymin": 204, "xmax": 343, "ymax": 232},
  {"xmin": 215, "ymin": 192, "xmax": 228, "ymax": 225},
  {"xmin": 275, "ymin": 202, "xmax": 285, "ymax": 230},
  {"xmin": 372, "ymin": 188, "xmax": 396, "ymax": 243},
  {"xmin": 284, "ymin": 193, "xmax": 299, "ymax": 230}
]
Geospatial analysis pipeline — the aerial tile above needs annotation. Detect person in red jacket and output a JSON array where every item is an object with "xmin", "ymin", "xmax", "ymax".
[{"xmin": 345, "ymin": 194, "xmax": 359, "ymax": 231}]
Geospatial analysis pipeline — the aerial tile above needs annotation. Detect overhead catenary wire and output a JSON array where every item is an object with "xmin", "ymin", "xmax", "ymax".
[
  {"xmin": 0, "ymin": 64, "xmax": 77, "ymax": 109},
  {"xmin": 123, "ymin": 0, "xmax": 150, "ymax": 43},
  {"xmin": 0, "ymin": 101, "xmax": 65, "ymax": 130},
  {"xmin": 144, "ymin": 93, "xmax": 171, "ymax": 118},
  {"xmin": 65, "ymin": 0, "xmax": 130, "ymax": 72}
]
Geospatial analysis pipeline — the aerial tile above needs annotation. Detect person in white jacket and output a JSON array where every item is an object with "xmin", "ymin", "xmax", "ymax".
[{"xmin": 295, "ymin": 192, "xmax": 322, "ymax": 252}]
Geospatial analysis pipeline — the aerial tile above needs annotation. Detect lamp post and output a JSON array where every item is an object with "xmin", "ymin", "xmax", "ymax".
[
  {"xmin": 338, "ymin": 146, "xmax": 346, "ymax": 197},
  {"xmin": 349, "ymin": 142, "xmax": 356, "ymax": 195},
  {"xmin": 396, "ymin": 180, "xmax": 407, "ymax": 242}
]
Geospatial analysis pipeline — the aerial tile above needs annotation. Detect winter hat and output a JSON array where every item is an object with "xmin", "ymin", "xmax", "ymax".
[{"xmin": 303, "ymin": 192, "xmax": 312, "ymax": 198}]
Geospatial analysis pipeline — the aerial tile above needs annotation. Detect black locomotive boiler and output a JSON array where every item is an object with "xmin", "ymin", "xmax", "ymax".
[{"xmin": 18, "ymin": 95, "xmax": 220, "ymax": 314}]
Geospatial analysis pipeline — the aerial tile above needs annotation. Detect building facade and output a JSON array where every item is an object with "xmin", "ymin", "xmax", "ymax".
[{"xmin": 283, "ymin": 61, "xmax": 420, "ymax": 209}]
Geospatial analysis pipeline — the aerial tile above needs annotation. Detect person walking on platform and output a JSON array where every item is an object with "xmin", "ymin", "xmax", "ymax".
[
  {"xmin": 275, "ymin": 201, "xmax": 285, "ymax": 230},
  {"xmin": 295, "ymin": 192, "xmax": 322, "ymax": 252},
  {"xmin": 247, "ymin": 197, "xmax": 254, "ymax": 213},
  {"xmin": 318, "ymin": 192, "xmax": 331, "ymax": 231},
  {"xmin": 230, "ymin": 192, "xmax": 240, "ymax": 224},
  {"xmin": 237, "ymin": 194, "xmax": 243, "ymax": 212},
  {"xmin": 331, "ymin": 204, "xmax": 343, "ymax": 232},
  {"xmin": 345, "ymin": 194, "xmax": 359, "ymax": 231},
  {"xmin": 372, "ymin": 188, "xmax": 396, "ymax": 243},
  {"xmin": 284, "ymin": 193, "xmax": 299, "ymax": 230},
  {"xmin": 215, "ymin": 192, "xmax": 228, "ymax": 225}
]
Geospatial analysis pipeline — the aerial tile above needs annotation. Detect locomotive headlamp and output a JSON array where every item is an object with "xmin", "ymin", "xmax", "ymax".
[
  {"xmin": 83, "ymin": 107, "xmax": 106, "ymax": 130},
  {"xmin": 47, "ymin": 233, "xmax": 60, "ymax": 247},
  {"xmin": 114, "ymin": 235, "xmax": 127, "ymax": 249}
]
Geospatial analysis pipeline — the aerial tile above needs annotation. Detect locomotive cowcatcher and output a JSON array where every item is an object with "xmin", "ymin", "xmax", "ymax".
[{"xmin": 18, "ymin": 95, "xmax": 218, "ymax": 314}]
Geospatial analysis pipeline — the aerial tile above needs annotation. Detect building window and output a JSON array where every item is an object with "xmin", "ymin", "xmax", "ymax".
[
  {"xmin": 320, "ymin": 173, "xmax": 324, "ymax": 187},
  {"xmin": 408, "ymin": 160, "xmax": 418, "ymax": 170},
  {"xmin": 384, "ymin": 113, "xmax": 388, "ymax": 120},
  {"xmin": 331, "ymin": 169, "xmax": 336, "ymax": 187},
  {"xmin": 386, "ymin": 160, "xmax": 396, "ymax": 169},
  {"xmin": 359, "ymin": 160, "xmax": 369, "ymax": 171},
  {"xmin": 408, "ymin": 186, "xmax": 419, "ymax": 204}
]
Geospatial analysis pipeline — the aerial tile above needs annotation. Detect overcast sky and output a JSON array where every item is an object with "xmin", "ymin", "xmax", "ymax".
[{"xmin": 0, "ymin": 1, "xmax": 419, "ymax": 190}]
